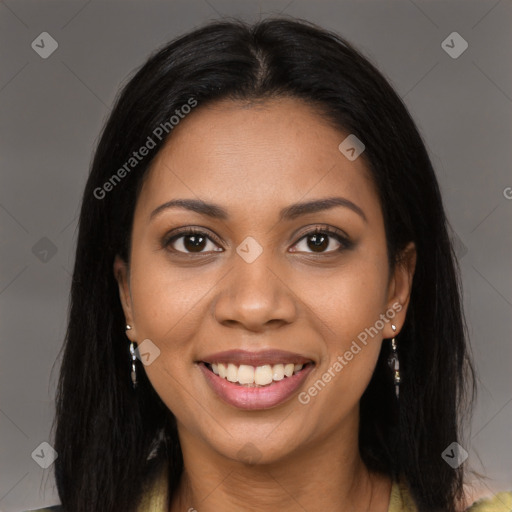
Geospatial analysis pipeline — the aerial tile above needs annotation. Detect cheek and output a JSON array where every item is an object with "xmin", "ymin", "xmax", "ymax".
[
  {"xmin": 126, "ymin": 249, "xmax": 208, "ymax": 389},
  {"xmin": 301, "ymin": 252, "xmax": 389, "ymax": 340},
  {"xmin": 129, "ymin": 245, "xmax": 211, "ymax": 344},
  {"xmin": 127, "ymin": 257, "xmax": 208, "ymax": 419},
  {"xmin": 300, "ymin": 252, "xmax": 389, "ymax": 398},
  {"xmin": 297, "ymin": 288, "xmax": 387, "ymax": 429}
]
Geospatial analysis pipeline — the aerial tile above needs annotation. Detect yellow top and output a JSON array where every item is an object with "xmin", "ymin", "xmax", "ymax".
[
  {"xmin": 137, "ymin": 468, "xmax": 512, "ymax": 512},
  {"xmin": 388, "ymin": 479, "xmax": 512, "ymax": 512},
  {"xmin": 26, "ymin": 467, "xmax": 512, "ymax": 511}
]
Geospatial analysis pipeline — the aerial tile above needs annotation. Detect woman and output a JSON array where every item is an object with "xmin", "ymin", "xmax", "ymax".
[{"xmin": 28, "ymin": 17, "xmax": 511, "ymax": 512}]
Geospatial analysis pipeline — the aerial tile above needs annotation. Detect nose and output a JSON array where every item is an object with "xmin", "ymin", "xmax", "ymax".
[{"xmin": 212, "ymin": 250, "xmax": 297, "ymax": 333}]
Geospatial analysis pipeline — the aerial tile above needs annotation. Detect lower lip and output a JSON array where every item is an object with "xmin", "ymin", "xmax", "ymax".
[{"xmin": 199, "ymin": 363, "xmax": 314, "ymax": 410}]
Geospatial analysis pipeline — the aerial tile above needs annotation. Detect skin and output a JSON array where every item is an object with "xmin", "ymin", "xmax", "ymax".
[{"xmin": 115, "ymin": 97, "xmax": 416, "ymax": 512}]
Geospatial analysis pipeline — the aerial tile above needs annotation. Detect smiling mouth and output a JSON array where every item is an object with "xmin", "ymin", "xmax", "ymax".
[{"xmin": 202, "ymin": 361, "xmax": 314, "ymax": 387}]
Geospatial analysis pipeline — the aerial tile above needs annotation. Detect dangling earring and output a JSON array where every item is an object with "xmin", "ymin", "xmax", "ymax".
[
  {"xmin": 387, "ymin": 324, "xmax": 401, "ymax": 399},
  {"xmin": 126, "ymin": 325, "xmax": 138, "ymax": 390}
]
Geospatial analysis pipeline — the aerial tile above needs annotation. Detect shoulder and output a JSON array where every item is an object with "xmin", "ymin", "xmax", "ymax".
[
  {"xmin": 466, "ymin": 491, "xmax": 512, "ymax": 511},
  {"xmin": 389, "ymin": 478, "xmax": 512, "ymax": 512},
  {"xmin": 388, "ymin": 479, "xmax": 419, "ymax": 511}
]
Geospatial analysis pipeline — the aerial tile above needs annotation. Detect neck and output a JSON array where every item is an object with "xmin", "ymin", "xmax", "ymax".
[{"xmin": 169, "ymin": 416, "xmax": 392, "ymax": 512}]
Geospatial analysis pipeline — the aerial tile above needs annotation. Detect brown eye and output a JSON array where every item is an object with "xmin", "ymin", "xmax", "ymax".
[
  {"xmin": 164, "ymin": 228, "xmax": 223, "ymax": 254},
  {"xmin": 291, "ymin": 227, "xmax": 352, "ymax": 254}
]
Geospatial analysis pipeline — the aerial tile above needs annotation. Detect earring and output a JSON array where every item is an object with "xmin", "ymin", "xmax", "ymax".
[
  {"xmin": 125, "ymin": 325, "xmax": 138, "ymax": 389},
  {"xmin": 129, "ymin": 341, "xmax": 138, "ymax": 389},
  {"xmin": 387, "ymin": 324, "xmax": 401, "ymax": 399}
]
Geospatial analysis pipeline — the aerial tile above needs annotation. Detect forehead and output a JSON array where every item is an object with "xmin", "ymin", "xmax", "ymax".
[{"xmin": 136, "ymin": 97, "xmax": 379, "ymax": 222}]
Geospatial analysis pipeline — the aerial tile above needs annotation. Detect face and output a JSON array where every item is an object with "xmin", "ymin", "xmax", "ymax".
[{"xmin": 115, "ymin": 97, "xmax": 416, "ymax": 465}]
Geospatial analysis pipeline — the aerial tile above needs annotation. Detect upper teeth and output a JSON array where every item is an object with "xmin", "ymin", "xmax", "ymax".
[{"xmin": 211, "ymin": 363, "xmax": 304, "ymax": 386}]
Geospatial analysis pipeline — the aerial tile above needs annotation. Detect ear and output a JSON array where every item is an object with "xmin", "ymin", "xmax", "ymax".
[
  {"xmin": 113, "ymin": 255, "xmax": 137, "ymax": 342},
  {"xmin": 382, "ymin": 241, "xmax": 417, "ymax": 339}
]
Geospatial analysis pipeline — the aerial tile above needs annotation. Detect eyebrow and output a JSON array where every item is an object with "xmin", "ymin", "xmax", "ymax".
[{"xmin": 150, "ymin": 196, "xmax": 367, "ymax": 223}]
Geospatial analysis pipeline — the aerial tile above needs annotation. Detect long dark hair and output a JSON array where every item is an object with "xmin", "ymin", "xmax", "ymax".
[{"xmin": 53, "ymin": 17, "xmax": 476, "ymax": 512}]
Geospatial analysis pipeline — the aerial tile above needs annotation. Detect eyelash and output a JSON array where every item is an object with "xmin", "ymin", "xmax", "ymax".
[{"xmin": 162, "ymin": 225, "xmax": 353, "ymax": 256}]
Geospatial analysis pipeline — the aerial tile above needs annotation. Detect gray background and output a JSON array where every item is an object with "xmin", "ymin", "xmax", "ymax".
[{"xmin": 0, "ymin": 0, "xmax": 511, "ymax": 510}]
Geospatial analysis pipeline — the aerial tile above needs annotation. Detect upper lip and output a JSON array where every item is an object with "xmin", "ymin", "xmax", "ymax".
[{"xmin": 199, "ymin": 349, "xmax": 314, "ymax": 367}]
